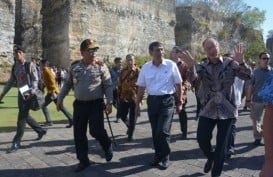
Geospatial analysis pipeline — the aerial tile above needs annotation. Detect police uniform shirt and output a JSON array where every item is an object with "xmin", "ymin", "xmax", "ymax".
[
  {"xmin": 137, "ymin": 59, "xmax": 182, "ymax": 95},
  {"xmin": 1, "ymin": 61, "xmax": 39, "ymax": 97},
  {"xmin": 58, "ymin": 60, "xmax": 113, "ymax": 102}
]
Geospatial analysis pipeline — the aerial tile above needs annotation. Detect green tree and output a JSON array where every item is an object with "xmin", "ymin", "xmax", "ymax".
[{"xmin": 241, "ymin": 7, "xmax": 265, "ymax": 30}]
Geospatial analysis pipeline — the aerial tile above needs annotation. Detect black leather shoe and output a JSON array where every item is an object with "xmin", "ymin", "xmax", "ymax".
[
  {"xmin": 204, "ymin": 159, "xmax": 213, "ymax": 173},
  {"xmin": 161, "ymin": 157, "xmax": 170, "ymax": 169},
  {"xmin": 253, "ymin": 139, "xmax": 262, "ymax": 146},
  {"xmin": 181, "ymin": 133, "xmax": 187, "ymax": 140},
  {"xmin": 66, "ymin": 119, "xmax": 73, "ymax": 128},
  {"xmin": 74, "ymin": 161, "xmax": 91, "ymax": 172},
  {"xmin": 150, "ymin": 156, "xmax": 161, "ymax": 167},
  {"xmin": 127, "ymin": 136, "xmax": 133, "ymax": 142},
  {"xmin": 225, "ymin": 150, "xmax": 235, "ymax": 160},
  {"xmin": 36, "ymin": 130, "xmax": 47, "ymax": 140},
  {"xmin": 44, "ymin": 122, "xmax": 53, "ymax": 126},
  {"xmin": 105, "ymin": 144, "xmax": 113, "ymax": 162},
  {"xmin": 6, "ymin": 143, "xmax": 20, "ymax": 153}
]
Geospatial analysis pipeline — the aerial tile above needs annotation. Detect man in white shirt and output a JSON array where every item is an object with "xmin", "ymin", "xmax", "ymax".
[{"xmin": 135, "ymin": 41, "xmax": 183, "ymax": 169}]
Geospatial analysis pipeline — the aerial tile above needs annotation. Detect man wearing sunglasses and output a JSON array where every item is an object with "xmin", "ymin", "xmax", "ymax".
[
  {"xmin": 57, "ymin": 39, "xmax": 113, "ymax": 172},
  {"xmin": 246, "ymin": 52, "xmax": 272, "ymax": 146}
]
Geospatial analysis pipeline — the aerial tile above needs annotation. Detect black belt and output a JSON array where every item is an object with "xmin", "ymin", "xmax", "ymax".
[
  {"xmin": 148, "ymin": 94, "xmax": 174, "ymax": 99},
  {"xmin": 75, "ymin": 98, "xmax": 103, "ymax": 104}
]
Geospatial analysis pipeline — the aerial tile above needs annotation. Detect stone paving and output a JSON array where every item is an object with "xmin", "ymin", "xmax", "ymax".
[{"xmin": 0, "ymin": 92, "xmax": 264, "ymax": 177}]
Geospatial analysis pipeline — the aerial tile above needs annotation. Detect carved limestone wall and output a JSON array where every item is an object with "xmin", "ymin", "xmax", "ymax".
[
  {"xmin": 42, "ymin": 0, "xmax": 176, "ymax": 67},
  {"xmin": 0, "ymin": 0, "xmax": 15, "ymax": 67}
]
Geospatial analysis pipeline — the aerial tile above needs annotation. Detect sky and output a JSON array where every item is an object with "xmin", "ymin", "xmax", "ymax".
[{"xmin": 243, "ymin": 0, "xmax": 272, "ymax": 40}]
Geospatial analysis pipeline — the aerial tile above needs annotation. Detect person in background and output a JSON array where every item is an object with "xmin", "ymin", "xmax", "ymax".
[
  {"xmin": 135, "ymin": 41, "xmax": 183, "ymax": 169},
  {"xmin": 170, "ymin": 46, "xmax": 191, "ymax": 139},
  {"xmin": 0, "ymin": 45, "xmax": 46, "ymax": 153},
  {"xmin": 57, "ymin": 39, "xmax": 113, "ymax": 172},
  {"xmin": 110, "ymin": 57, "xmax": 123, "ymax": 123},
  {"xmin": 118, "ymin": 54, "xmax": 140, "ymax": 141},
  {"xmin": 191, "ymin": 57, "xmax": 208, "ymax": 120},
  {"xmin": 40, "ymin": 59, "xmax": 73, "ymax": 128},
  {"xmin": 56, "ymin": 67, "xmax": 62, "ymax": 88},
  {"xmin": 242, "ymin": 60, "xmax": 256, "ymax": 111},
  {"xmin": 223, "ymin": 53, "xmax": 245, "ymax": 159},
  {"xmin": 181, "ymin": 37, "xmax": 251, "ymax": 177},
  {"xmin": 245, "ymin": 52, "xmax": 272, "ymax": 146}
]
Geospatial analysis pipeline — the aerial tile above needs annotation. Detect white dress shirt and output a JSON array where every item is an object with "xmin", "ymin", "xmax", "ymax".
[{"xmin": 137, "ymin": 59, "xmax": 182, "ymax": 95}]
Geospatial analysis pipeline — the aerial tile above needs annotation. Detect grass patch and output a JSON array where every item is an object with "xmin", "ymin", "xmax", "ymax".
[{"xmin": 0, "ymin": 85, "xmax": 75, "ymax": 133}]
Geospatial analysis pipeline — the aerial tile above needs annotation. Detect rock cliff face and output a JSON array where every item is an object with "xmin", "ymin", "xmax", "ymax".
[
  {"xmin": 0, "ymin": 0, "xmax": 15, "ymax": 67},
  {"xmin": 175, "ymin": 4, "xmax": 246, "ymax": 57},
  {"xmin": 42, "ymin": 0, "xmax": 176, "ymax": 67},
  {"xmin": 2, "ymin": 0, "xmax": 267, "ymax": 76},
  {"xmin": 0, "ymin": 0, "xmax": 175, "ymax": 69},
  {"xmin": 16, "ymin": 0, "xmax": 43, "ymax": 60}
]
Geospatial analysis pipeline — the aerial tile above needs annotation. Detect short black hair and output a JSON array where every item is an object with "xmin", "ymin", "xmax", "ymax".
[
  {"xmin": 114, "ymin": 57, "xmax": 122, "ymax": 63},
  {"xmin": 14, "ymin": 44, "xmax": 25, "ymax": 52},
  {"xmin": 149, "ymin": 41, "xmax": 163, "ymax": 51},
  {"xmin": 259, "ymin": 52, "xmax": 269, "ymax": 59},
  {"xmin": 40, "ymin": 59, "xmax": 48, "ymax": 65},
  {"xmin": 126, "ymin": 54, "xmax": 135, "ymax": 60},
  {"xmin": 172, "ymin": 46, "xmax": 182, "ymax": 53}
]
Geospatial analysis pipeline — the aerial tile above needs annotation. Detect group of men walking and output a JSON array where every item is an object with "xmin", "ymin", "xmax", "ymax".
[{"xmin": 0, "ymin": 37, "xmax": 271, "ymax": 177}]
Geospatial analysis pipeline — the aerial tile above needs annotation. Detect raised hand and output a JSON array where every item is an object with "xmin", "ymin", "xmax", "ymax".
[
  {"xmin": 233, "ymin": 44, "xmax": 245, "ymax": 64},
  {"xmin": 180, "ymin": 50, "xmax": 196, "ymax": 68}
]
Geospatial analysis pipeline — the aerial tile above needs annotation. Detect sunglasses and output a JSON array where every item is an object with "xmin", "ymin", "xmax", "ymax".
[
  {"xmin": 261, "ymin": 57, "xmax": 269, "ymax": 60},
  {"xmin": 88, "ymin": 48, "xmax": 98, "ymax": 53}
]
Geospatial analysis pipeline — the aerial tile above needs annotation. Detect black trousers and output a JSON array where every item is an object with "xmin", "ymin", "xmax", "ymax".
[
  {"xmin": 178, "ymin": 103, "xmax": 188, "ymax": 134},
  {"xmin": 13, "ymin": 93, "xmax": 45, "ymax": 144},
  {"xmin": 147, "ymin": 94, "xmax": 175, "ymax": 159},
  {"xmin": 73, "ymin": 99, "xmax": 111, "ymax": 162},
  {"xmin": 42, "ymin": 93, "xmax": 72, "ymax": 123},
  {"xmin": 197, "ymin": 117, "xmax": 234, "ymax": 177},
  {"xmin": 119, "ymin": 100, "xmax": 136, "ymax": 136},
  {"xmin": 112, "ymin": 89, "xmax": 121, "ymax": 118}
]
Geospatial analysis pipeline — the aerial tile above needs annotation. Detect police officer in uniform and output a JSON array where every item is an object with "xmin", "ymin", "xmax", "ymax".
[
  {"xmin": 57, "ymin": 39, "xmax": 113, "ymax": 172},
  {"xmin": 0, "ymin": 45, "xmax": 47, "ymax": 153}
]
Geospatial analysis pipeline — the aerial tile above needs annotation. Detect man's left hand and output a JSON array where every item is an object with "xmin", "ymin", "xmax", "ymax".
[{"xmin": 105, "ymin": 103, "xmax": 112, "ymax": 114}]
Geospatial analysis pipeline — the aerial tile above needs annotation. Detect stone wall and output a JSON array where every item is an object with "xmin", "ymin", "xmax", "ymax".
[
  {"xmin": 19, "ymin": 0, "xmax": 43, "ymax": 60},
  {"xmin": 175, "ymin": 4, "xmax": 224, "ymax": 56},
  {"xmin": 0, "ymin": 0, "xmax": 15, "ymax": 67},
  {"xmin": 42, "ymin": 0, "xmax": 176, "ymax": 67},
  {"xmin": 41, "ymin": 0, "xmax": 70, "ymax": 67}
]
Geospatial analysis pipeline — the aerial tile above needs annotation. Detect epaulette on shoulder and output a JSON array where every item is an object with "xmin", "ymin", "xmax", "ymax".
[{"xmin": 71, "ymin": 60, "xmax": 81, "ymax": 66}]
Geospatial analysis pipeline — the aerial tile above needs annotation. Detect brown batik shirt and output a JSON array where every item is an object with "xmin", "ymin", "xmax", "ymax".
[{"xmin": 118, "ymin": 66, "xmax": 140, "ymax": 102}]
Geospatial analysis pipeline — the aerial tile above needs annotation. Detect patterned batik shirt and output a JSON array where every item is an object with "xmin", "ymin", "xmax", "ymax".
[
  {"xmin": 196, "ymin": 56, "xmax": 252, "ymax": 119},
  {"xmin": 118, "ymin": 66, "xmax": 140, "ymax": 102}
]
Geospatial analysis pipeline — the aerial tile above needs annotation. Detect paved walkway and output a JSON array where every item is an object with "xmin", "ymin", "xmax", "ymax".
[{"xmin": 0, "ymin": 92, "xmax": 264, "ymax": 177}]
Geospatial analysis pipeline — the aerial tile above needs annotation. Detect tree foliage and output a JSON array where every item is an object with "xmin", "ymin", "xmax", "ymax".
[
  {"xmin": 241, "ymin": 7, "xmax": 265, "ymax": 30},
  {"xmin": 177, "ymin": 0, "xmax": 265, "ymax": 30},
  {"xmin": 176, "ymin": 0, "xmax": 266, "ymax": 59}
]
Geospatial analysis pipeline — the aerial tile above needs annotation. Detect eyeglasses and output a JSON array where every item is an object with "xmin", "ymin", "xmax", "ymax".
[
  {"xmin": 261, "ymin": 57, "xmax": 270, "ymax": 60},
  {"xmin": 88, "ymin": 48, "xmax": 98, "ymax": 53}
]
